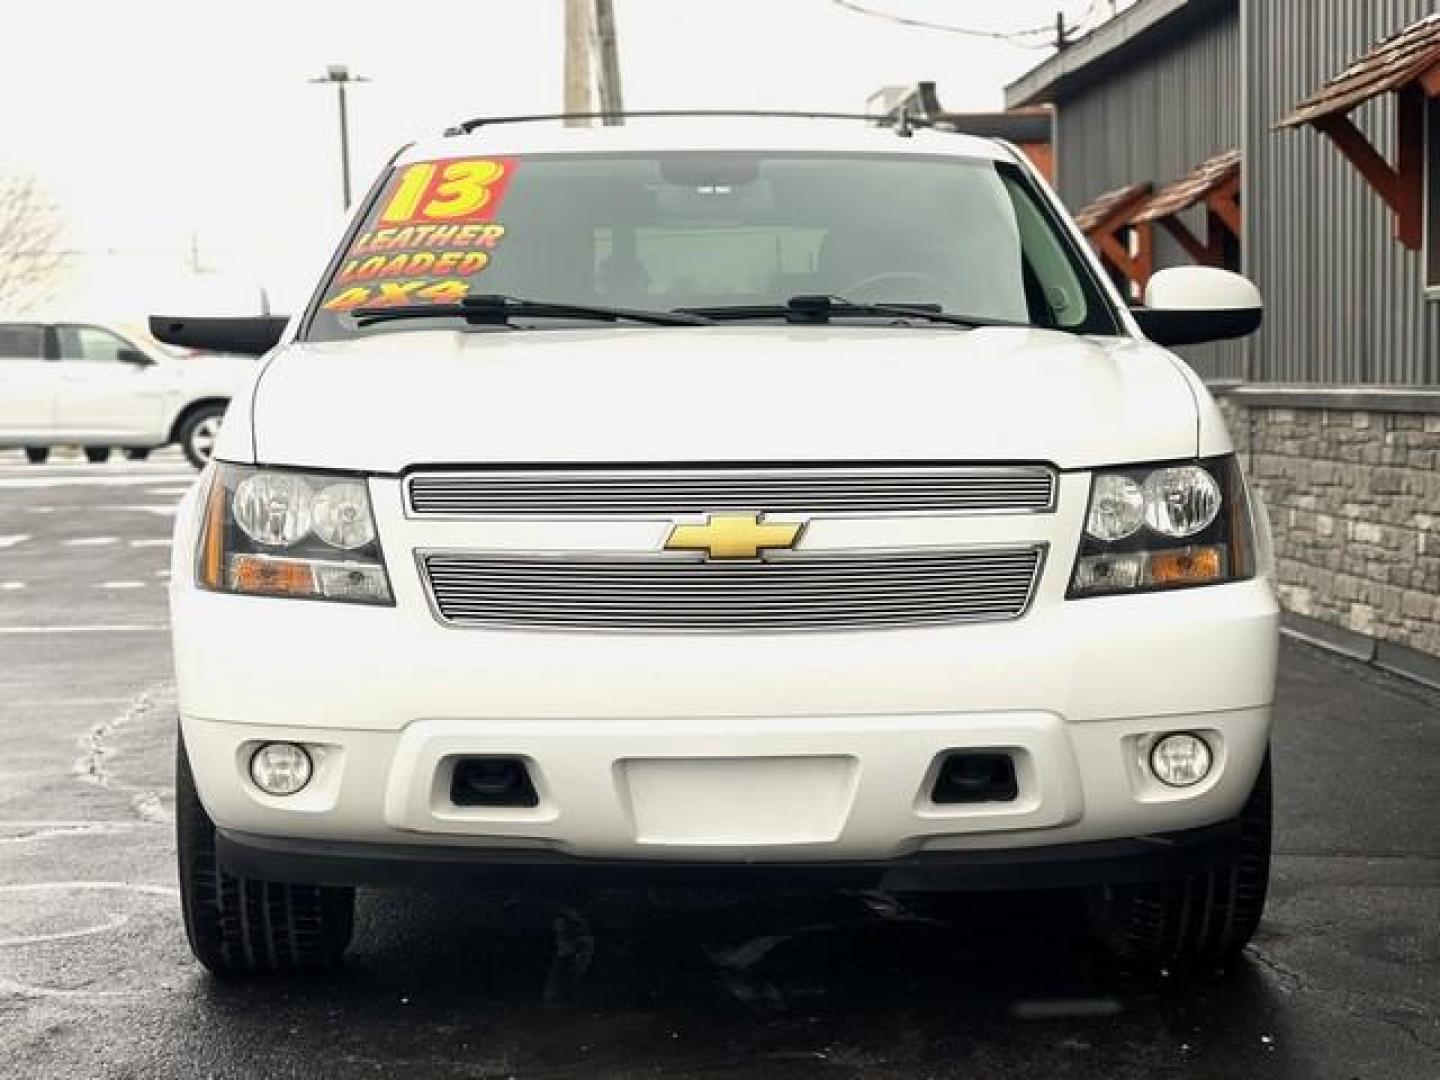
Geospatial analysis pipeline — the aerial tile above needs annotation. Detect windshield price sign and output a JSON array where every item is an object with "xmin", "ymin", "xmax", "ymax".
[
  {"xmin": 321, "ymin": 159, "xmax": 516, "ymax": 312},
  {"xmin": 379, "ymin": 158, "xmax": 516, "ymax": 226}
]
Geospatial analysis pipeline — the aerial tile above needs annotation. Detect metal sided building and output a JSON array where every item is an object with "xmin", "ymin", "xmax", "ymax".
[{"xmin": 1007, "ymin": 0, "xmax": 1440, "ymax": 683}]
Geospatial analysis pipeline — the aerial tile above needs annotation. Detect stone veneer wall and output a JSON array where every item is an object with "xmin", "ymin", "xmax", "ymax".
[{"xmin": 1217, "ymin": 397, "xmax": 1440, "ymax": 661}]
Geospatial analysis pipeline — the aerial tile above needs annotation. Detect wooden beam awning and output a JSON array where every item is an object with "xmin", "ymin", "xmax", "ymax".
[
  {"xmin": 1278, "ymin": 13, "xmax": 1440, "ymax": 251},
  {"xmin": 1132, "ymin": 149, "xmax": 1242, "ymax": 270},
  {"xmin": 1074, "ymin": 183, "xmax": 1151, "ymax": 234},
  {"xmin": 1072, "ymin": 182, "xmax": 1153, "ymax": 292}
]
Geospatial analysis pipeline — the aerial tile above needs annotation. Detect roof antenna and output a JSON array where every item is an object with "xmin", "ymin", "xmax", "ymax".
[{"xmin": 893, "ymin": 103, "xmax": 915, "ymax": 138}]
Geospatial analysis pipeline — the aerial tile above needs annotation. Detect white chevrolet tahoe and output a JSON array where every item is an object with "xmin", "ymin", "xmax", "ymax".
[
  {"xmin": 158, "ymin": 114, "xmax": 1279, "ymax": 977},
  {"xmin": 0, "ymin": 318, "xmax": 252, "ymax": 467}
]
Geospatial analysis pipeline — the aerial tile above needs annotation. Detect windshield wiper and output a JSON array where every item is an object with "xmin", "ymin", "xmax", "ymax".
[
  {"xmin": 677, "ymin": 295, "xmax": 1026, "ymax": 328},
  {"xmin": 352, "ymin": 294, "xmax": 714, "ymax": 328}
]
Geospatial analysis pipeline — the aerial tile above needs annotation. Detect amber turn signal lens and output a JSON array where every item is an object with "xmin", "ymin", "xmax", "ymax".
[
  {"xmin": 228, "ymin": 554, "xmax": 318, "ymax": 597},
  {"xmin": 199, "ymin": 474, "xmax": 228, "ymax": 589},
  {"xmin": 1147, "ymin": 546, "xmax": 1223, "ymax": 586}
]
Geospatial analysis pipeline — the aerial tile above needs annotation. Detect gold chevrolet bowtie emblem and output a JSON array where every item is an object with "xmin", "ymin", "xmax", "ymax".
[{"xmin": 664, "ymin": 513, "xmax": 805, "ymax": 560}]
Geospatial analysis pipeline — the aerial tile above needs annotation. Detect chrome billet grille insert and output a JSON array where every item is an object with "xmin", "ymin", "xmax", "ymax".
[
  {"xmin": 406, "ymin": 465, "xmax": 1056, "ymax": 517},
  {"xmin": 420, "ymin": 546, "xmax": 1045, "ymax": 633}
]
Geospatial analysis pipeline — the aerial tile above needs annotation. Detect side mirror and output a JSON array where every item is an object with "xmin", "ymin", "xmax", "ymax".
[
  {"xmin": 118, "ymin": 347, "xmax": 153, "ymax": 366},
  {"xmin": 149, "ymin": 315, "xmax": 288, "ymax": 357},
  {"xmin": 1131, "ymin": 267, "xmax": 1263, "ymax": 347}
]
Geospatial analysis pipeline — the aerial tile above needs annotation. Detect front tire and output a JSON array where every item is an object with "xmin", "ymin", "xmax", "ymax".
[
  {"xmin": 83, "ymin": 446, "xmax": 110, "ymax": 463},
  {"xmin": 177, "ymin": 405, "xmax": 226, "ymax": 469},
  {"xmin": 1087, "ymin": 754, "xmax": 1272, "ymax": 972},
  {"xmin": 176, "ymin": 737, "xmax": 355, "ymax": 976},
  {"xmin": 24, "ymin": 446, "xmax": 48, "ymax": 464}
]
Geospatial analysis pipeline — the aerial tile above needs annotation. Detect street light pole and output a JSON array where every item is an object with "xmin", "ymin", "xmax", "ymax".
[
  {"xmin": 309, "ymin": 64, "xmax": 368, "ymax": 210},
  {"xmin": 336, "ymin": 79, "xmax": 352, "ymax": 208}
]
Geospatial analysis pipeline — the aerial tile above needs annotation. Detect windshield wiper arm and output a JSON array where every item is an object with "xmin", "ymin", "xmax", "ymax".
[
  {"xmin": 353, "ymin": 294, "xmax": 714, "ymax": 328},
  {"xmin": 677, "ymin": 295, "xmax": 1025, "ymax": 328}
]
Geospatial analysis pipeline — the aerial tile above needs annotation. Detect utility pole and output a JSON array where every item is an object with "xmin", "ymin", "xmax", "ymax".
[
  {"xmin": 309, "ymin": 64, "xmax": 368, "ymax": 210},
  {"xmin": 564, "ymin": 0, "xmax": 594, "ymax": 124},
  {"xmin": 564, "ymin": 1, "xmax": 623, "ymax": 125},
  {"xmin": 594, "ymin": 0, "xmax": 624, "ymax": 124}
]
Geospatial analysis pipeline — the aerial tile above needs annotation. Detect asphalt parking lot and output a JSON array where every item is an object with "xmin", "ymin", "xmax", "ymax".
[{"xmin": 0, "ymin": 451, "xmax": 1436, "ymax": 1079}]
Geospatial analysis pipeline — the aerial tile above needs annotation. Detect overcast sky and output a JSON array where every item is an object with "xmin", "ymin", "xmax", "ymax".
[{"xmin": 4, "ymin": 0, "xmax": 1116, "ymax": 314}]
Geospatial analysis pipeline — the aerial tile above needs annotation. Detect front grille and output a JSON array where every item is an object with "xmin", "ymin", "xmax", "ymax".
[
  {"xmin": 419, "ymin": 546, "xmax": 1045, "ymax": 633},
  {"xmin": 406, "ymin": 465, "xmax": 1056, "ymax": 517}
]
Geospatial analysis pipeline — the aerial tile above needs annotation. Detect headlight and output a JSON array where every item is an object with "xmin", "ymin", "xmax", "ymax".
[
  {"xmin": 232, "ymin": 472, "xmax": 313, "ymax": 546},
  {"xmin": 1085, "ymin": 474, "xmax": 1145, "ymax": 542},
  {"xmin": 1069, "ymin": 456, "xmax": 1255, "ymax": 598},
  {"xmin": 1141, "ymin": 466, "xmax": 1221, "ymax": 538},
  {"xmin": 196, "ymin": 465, "xmax": 392, "ymax": 605},
  {"xmin": 311, "ymin": 481, "xmax": 377, "ymax": 550}
]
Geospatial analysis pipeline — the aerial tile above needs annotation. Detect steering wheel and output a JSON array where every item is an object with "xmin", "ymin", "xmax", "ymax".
[{"xmin": 839, "ymin": 271, "xmax": 948, "ymax": 303}]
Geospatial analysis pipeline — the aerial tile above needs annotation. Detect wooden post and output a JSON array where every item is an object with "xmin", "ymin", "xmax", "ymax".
[
  {"xmin": 564, "ymin": 0, "xmax": 594, "ymax": 123},
  {"xmin": 1133, "ymin": 221, "xmax": 1154, "ymax": 294},
  {"xmin": 1394, "ymin": 87, "xmax": 1425, "ymax": 250},
  {"xmin": 1206, "ymin": 176, "xmax": 1243, "ymax": 237},
  {"xmin": 1313, "ymin": 96, "xmax": 1426, "ymax": 251}
]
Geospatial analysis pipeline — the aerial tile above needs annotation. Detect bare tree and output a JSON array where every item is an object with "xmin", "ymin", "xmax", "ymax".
[{"xmin": 0, "ymin": 171, "xmax": 66, "ymax": 312}]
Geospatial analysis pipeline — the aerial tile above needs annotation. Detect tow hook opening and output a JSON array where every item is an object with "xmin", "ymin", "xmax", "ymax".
[
  {"xmin": 449, "ymin": 756, "xmax": 540, "ymax": 808},
  {"xmin": 931, "ymin": 752, "xmax": 1019, "ymax": 804}
]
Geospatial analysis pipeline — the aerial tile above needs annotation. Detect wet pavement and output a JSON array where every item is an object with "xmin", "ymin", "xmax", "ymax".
[{"xmin": 1, "ymin": 451, "xmax": 1437, "ymax": 1079}]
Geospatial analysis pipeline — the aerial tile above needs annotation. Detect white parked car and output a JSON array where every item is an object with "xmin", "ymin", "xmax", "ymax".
[
  {"xmin": 0, "ymin": 318, "xmax": 254, "ymax": 467},
  {"xmin": 160, "ymin": 114, "xmax": 1279, "ymax": 977}
]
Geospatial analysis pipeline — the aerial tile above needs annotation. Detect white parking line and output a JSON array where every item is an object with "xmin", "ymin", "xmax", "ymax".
[
  {"xmin": 0, "ymin": 474, "xmax": 193, "ymax": 489},
  {"xmin": 0, "ymin": 880, "xmax": 177, "ymax": 896},
  {"xmin": 0, "ymin": 820, "xmax": 155, "ymax": 830},
  {"xmin": 0, "ymin": 625, "xmax": 167, "ymax": 634},
  {"xmin": 97, "ymin": 581, "xmax": 146, "ymax": 590},
  {"xmin": 64, "ymin": 537, "xmax": 120, "ymax": 547},
  {"xmin": 0, "ymin": 582, "xmax": 25, "ymax": 590},
  {"xmin": 100, "ymin": 505, "xmax": 179, "ymax": 517},
  {"xmin": 130, "ymin": 539, "xmax": 171, "ymax": 548},
  {"xmin": 0, "ymin": 535, "xmax": 30, "ymax": 548}
]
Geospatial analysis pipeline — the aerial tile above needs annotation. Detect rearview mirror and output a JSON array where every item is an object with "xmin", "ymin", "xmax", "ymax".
[
  {"xmin": 118, "ymin": 347, "xmax": 153, "ymax": 366},
  {"xmin": 1131, "ymin": 267, "xmax": 1262, "ymax": 347},
  {"xmin": 150, "ymin": 315, "xmax": 288, "ymax": 357}
]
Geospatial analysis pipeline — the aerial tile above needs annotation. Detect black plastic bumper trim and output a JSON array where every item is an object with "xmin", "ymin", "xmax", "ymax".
[{"xmin": 216, "ymin": 818, "xmax": 1242, "ymax": 893}]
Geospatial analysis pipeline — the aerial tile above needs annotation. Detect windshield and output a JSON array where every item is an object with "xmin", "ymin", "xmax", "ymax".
[{"xmin": 305, "ymin": 151, "xmax": 1119, "ymax": 339}]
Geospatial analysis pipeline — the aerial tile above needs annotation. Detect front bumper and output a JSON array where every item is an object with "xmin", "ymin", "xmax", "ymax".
[{"xmin": 182, "ymin": 700, "xmax": 1271, "ymax": 861}]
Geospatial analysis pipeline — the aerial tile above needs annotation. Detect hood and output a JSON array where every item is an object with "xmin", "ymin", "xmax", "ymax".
[{"xmin": 249, "ymin": 326, "xmax": 1198, "ymax": 472}]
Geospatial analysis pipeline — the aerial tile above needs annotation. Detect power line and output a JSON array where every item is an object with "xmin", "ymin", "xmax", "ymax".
[
  {"xmin": 826, "ymin": 0, "xmax": 1104, "ymax": 49},
  {"xmin": 827, "ymin": 0, "xmax": 1051, "ymax": 41}
]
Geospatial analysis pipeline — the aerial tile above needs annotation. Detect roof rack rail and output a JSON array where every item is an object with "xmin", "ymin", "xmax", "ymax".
[{"xmin": 443, "ymin": 109, "xmax": 934, "ymax": 138}]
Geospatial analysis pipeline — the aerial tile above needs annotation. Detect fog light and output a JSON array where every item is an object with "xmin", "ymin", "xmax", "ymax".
[
  {"xmin": 249, "ymin": 742, "xmax": 313, "ymax": 796},
  {"xmin": 1149, "ymin": 733, "xmax": 1212, "ymax": 788}
]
